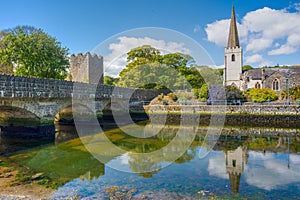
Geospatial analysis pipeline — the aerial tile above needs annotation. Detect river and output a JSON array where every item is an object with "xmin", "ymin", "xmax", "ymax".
[{"xmin": 1, "ymin": 121, "xmax": 300, "ymax": 199}]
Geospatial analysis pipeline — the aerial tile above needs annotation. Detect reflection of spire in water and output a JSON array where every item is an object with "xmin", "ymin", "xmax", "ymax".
[
  {"xmin": 80, "ymin": 171, "xmax": 91, "ymax": 181},
  {"xmin": 229, "ymin": 173, "xmax": 241, "ymax": 195},
  {"xmin": 225, "ymin": 146, "xmax": 248, "ymax": 195}
]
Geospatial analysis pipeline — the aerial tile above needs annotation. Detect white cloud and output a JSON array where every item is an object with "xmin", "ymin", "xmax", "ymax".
[
  {"xmin": 208, "ymin": 153, "xmax": 228, "ymax": 179},
  {"xmin": 211, "ymin": 64, "xmax": 224, "ymax": 69},
  {"xmin": 244, "ymin": 54, "xmax": 272, "ymax": 66},
  {"xmin": 104, "ymin": 36, "xmax": 191, "ymax": 77},
  {"xmin": 205, "ymin": 19, "xmax": 230, "ymax": 47},
  {"xmin": 268, "ymin": 44, "xmax": 298, "ymax": 55},
  {"xmin": 208, "ymin": 151, "xmax": 300, "ymax": 191},
  {"xmin": 205, "ymin": 5, "xmax": 300, "ymax": 64},
  {"xmin": 120, "ymin": 153, "xmax": 129, "ymax": 165},
  {"xmin": 244, "ymin": 151, "xmax": 300, "ymax": 191},
  {"xmin": 245, "ymin": 54, "xmax": 264, "ymax": 64},
  {"xmin": 246, "ymin": 38, "xmax": 273, "ymax": 52}
]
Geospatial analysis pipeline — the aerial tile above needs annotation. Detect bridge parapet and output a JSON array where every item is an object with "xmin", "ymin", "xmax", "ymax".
[
  {"xmin": 0, "ymin": 74, "xmax": 170, "ymax": 125},
  {"xmin": 0, "ymin": 74, "xmax": 169, "ymax": 101},
  {"xmin": 0, "ymin": 74, "xmax": 74, "ymax": 99}
]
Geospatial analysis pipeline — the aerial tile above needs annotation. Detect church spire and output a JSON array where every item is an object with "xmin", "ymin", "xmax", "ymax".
[{"xmin": 227, "ymin": 5, "xmax": 240, "ymax": 48}]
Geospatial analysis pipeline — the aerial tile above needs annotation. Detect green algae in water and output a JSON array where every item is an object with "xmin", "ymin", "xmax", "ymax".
[{"xmin": 9, "ymin": 137, "xmax": 105, "ymax": 187}]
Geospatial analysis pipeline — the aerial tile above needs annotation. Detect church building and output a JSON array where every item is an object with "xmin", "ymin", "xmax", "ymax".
[{"xmin": 224, "ymin": 5, "xmax": 300, "ymax": 93}]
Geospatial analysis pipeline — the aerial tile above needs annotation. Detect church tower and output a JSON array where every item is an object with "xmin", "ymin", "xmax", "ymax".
[
  {"xmin": 225, "ymin": 146, "xmax": 248, "ymax": 195},
  {"xmin": 224, "ymin": 5, "xmax": 243, "ymax": 88}
]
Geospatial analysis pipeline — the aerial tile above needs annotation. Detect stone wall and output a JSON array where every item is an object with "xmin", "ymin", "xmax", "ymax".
[
  {"xmin": 0, "ymin": 74, "xmax": 168, "ymax": 101},
  {"xmin": 148, "ymin": 113, "xmax": 300, "ymax": 128},
  {"xmin": 147, "ymin": 104, "xmax": 300, "ymax": 128},
  {"xmin": 146, "ymin": 104, "xmax": 300, "ymax": 115}
]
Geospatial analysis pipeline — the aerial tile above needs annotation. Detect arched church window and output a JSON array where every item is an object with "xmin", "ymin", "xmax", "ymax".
[
  {"xmin": 231, "ymin": 54, "xmax": 235, "ymax": 62},
  {"xmin": 272, "ymin": 79, "xmax": 279, "ymax": 91},
  {"xmin": 255, "ymin": 82, "xmax": 261, "ymax": 89}
]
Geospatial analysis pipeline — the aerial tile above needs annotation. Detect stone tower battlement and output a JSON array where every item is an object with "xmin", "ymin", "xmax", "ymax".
[{"xmin": 70, "ymin": 52, "xmax": 103, "ymax": 84}]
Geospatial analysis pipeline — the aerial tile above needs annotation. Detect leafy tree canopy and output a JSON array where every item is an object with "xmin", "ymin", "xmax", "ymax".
[
  {"xmin": 120, "ymin": 45, "xmax": 161, "ymax": 77},
  {"xmin": 242, "ymin": 65, "xmax": 253, "ymax": 71},
  {"xmin": 193, "ymin": 83, "xmax": 208, "ymax": 101},
  {"xmin": 104, "ymin": 76, "xmax": 119, "ymax": 86},
  {"xmin": 281, "ymin": 86, "xmax": 300, "ymax": 100},
  {"xmin": 0, "ymin": 26, "xmax": 69, "ymax": 79},
  {"xmin": 118, "ymin": 45, "xmax": 220, "ymax": 90},
  {"xmin": 225, "ymin": 85, "xmax": 245, "ymax": 101},
  {"xmin": 217, "ymin": 68, "xmax": 224, "ymax": 76}
]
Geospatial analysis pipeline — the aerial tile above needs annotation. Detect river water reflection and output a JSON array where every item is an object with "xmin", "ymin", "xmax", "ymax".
[{"xmin": 1, "ymin": 123, "xmax": 300, "ymax": 199}]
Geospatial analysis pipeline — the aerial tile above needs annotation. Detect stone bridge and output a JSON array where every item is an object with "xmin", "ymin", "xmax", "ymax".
[{"xmin": 0, "ymin": 74, "xmax": 168, "ymax": 125}]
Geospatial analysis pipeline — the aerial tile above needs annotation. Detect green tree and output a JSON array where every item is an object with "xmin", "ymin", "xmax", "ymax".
[
  {"xmin": 281, "ymin": 86, "xmax": 300, "ymax": 101},
  {"xmin": 118, "ymin": 45, "xmax": 204, "ymax": 90},
  {"xmin": 160, "ymin": 53, "xmax": 194, "ymax": 68},
  {"xmin": 217, "ymin": 68, "xmax": 224, "ymax": 76},
  {"xmin": 242, "ymin": 65, "xmax": 253, "ymax": 71},
  {"xmin": 0, "ymin": 30, "xmax": 13, "ymax": 74},
  {"xmin": 247, "ymin": 88, "xmax": 278, "ymax": 103},
  {"xmin": 118, "ymin": 63, "xmax": 177, "ymax": 89},
  {"xmin": 226, "ymin": 85, "xmax": 245, "ymax": 101},
  {"xmin": 193, "ymin": 83, "xmax": 208, "ymax": 101},
  {"xmin": 120, "ymin": 45, "xmax": 161, "ymax": 77},
  {"xmin": 0, "ymin": 26, "xmax": 69, "ymax": 79},
  {"xmin": 104, "ymin": 76, "xmax": 119, "ymax": 86},
  {"xmin": 196, "ymin": 66, "xmax": 223, "ymax": 86}
]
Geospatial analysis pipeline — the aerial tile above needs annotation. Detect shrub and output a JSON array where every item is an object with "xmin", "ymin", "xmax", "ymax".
[
  {"xmin": 247, "ymin": 88, "xmax": 278, "ymax": 103},
  {"xmin": 280, "ymin": 86, "xmax": 300, "ymax": 100},
  {"xmin": 225, "ymin": 85, "xmax": 245, "ymax": 101},
  {"xmin": 157, "ymin": 93, "xmax": 164, "ymax": 101},
  {"xmin": 176, "ymin": 91, "xmax": 193, "ymax": 100},
  {"xmin": 167, "ymin": 92, "xmax": 178, "ymax": 101}
]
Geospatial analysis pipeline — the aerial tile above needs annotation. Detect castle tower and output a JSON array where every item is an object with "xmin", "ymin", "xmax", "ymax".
[
  {"xmin": 70, "ymin": 52, "xmax": 104, "ymax": 84},
  {"xmin": 224, "ymin": 5, "xmax": 243, "ymax": 88}
]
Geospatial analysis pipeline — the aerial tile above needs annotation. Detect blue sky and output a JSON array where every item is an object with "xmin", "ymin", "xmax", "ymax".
[{"xmin": 1, "ymin": 0, "xmax": 300, "ymax": 76}]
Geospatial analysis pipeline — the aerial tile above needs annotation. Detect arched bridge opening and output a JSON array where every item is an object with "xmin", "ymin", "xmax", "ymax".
[
  {"xmin": 54, "ymin": 103, "xmax": 95, "ymax": 125},
  {"xmin": 0, "ymin": 106, "xmax": 40, "ymax": 128}
]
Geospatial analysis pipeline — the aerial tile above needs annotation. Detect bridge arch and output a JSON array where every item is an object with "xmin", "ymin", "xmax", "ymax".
[
  {"xmin": 0, "ymin": 105, "xmax": 40, "ymax": 127},
  {"xmin": 54, "ymin": 103, "xmax": 95, "ymax": 124}
]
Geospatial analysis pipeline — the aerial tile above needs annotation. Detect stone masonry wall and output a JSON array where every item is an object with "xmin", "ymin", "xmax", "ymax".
[
  {"xmin": 147, "ymin": 104, "xmax": 300, "ymax": 115},
  {"xmin": 0, "ymin": 74, "xmax": 168, "ymax": 101},
  {"xmin": 70, "ymin": 52, "xmax": 104, "ymax": 85}
]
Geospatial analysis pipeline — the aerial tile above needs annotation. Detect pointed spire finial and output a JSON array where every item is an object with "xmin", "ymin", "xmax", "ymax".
[{"xmin": 227, "ymin": 4, "xmax": 240, "ymax": 48}]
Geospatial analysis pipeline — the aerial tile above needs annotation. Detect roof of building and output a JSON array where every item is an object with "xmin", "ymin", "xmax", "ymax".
[
  {"xmin": 244, "ymin": 67, "xmax": 300, "ymax": 79},
  {"xmin": 227, "ymin": 5, "xmax": 240, "ymax": 48}
]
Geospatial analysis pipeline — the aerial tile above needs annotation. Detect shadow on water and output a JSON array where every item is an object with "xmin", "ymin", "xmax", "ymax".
[
  {"xmin": 0, "ymin": 126, "xmax": 55, "ymax": 155},
  {"xmin": 0, "ymin": 112, "xmax": 150, "ymax": 155}
]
